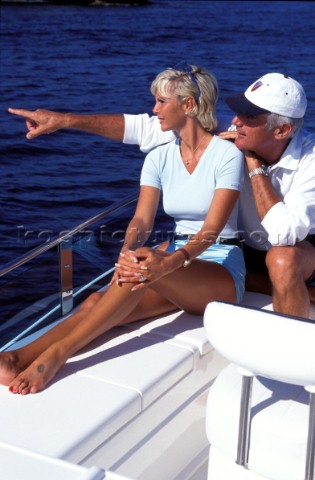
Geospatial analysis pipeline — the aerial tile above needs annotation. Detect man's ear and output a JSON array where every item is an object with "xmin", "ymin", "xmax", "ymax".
[{"xmin": 274, "ymin": 123, "xmax": 292, "ymax": 140}]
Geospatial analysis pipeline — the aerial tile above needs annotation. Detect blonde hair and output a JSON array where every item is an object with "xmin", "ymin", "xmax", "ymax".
[{"xmin": 150, "ymin": 65, "xmax": 218, "ymax": 131}]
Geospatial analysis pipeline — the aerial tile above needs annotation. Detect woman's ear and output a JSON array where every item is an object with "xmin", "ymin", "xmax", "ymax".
[{"xmin": 184, "ymin": 96, "xmax": 196, "ymax": 114}]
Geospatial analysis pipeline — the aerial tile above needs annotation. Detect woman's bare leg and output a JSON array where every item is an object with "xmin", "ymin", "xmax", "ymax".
[
  {"xmin": 150, "ymin": 258, "xmax": 236, "ymax": 314},
  {"xmin": 0, "ymin": 293, "xmax": 103, "ymax": 385},
  {"xmin": 0, "ymin": 288, "xmax": 176, "ymax": 387},
  {"xmin": 6, "ymin": 259, "xmax": 235, "ymax": 394},
  {"xmin": 0, "ymin": 243, "xmax": 174, "ymax": 386}
]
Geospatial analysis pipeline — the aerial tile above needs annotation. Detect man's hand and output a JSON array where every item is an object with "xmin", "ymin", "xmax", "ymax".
[
  {"xmin": 8, "ymin": 108, "xmax": 66, "ymax": 139},
  {"xmin": 244, "ymin": 149, "xmax": 265, "ymax": 170},
  {"xmin": 218, "ymin": 131, "xmax": 238, "ymax": 142}
]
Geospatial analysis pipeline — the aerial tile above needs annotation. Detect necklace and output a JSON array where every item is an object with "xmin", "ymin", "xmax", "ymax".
[{"xmin": 181, "ymin": 134, "xmax": 207, "ymax": 165}]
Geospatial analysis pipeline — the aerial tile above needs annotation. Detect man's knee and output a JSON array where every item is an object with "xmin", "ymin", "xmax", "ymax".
[
  {"xmin": 266, "ymin": 246, "xmax": 301, "ymax": 279},
  {"xmin": 266, "ymin": 244, "xmax": 313, "ymax": 282}
]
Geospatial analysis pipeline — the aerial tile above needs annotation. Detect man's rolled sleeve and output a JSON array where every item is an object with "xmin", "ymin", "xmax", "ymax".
[
  {"xmin": 261, "ymin": 201, "xmax": 312, "ymax": 246},
  {"xmin": 123, "ymin": 114, "xmax": 175, "ymax": 153}
]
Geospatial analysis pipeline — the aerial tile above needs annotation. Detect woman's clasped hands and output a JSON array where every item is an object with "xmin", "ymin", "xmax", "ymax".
[{"xmin": 112, "ymin": 247, "xmax": 171, "ymax": 291}]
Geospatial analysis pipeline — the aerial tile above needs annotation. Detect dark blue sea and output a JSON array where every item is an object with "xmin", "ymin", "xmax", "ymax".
[{"xmin": 0, "ymin": 0, "xmax": 315, "ymax": 335}]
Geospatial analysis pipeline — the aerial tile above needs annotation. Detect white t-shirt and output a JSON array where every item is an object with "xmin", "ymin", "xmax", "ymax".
[{"xmin": 140, "ymin": 136, "xmax": 244, "ymax": 238}]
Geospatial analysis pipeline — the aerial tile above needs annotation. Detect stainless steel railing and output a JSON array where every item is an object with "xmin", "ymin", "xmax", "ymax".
[
  {"xmin": 0, "ymin": 194, "xmax": 138, "ymax": 350},
  {"xmin": 0, "ymin": 193, "xmax": 138, "ymax": 279}
]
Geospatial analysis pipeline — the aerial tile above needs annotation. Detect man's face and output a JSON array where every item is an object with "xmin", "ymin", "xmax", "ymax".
[{"xmin": 232, "ymin": 113, "xmax": 276, "ymax": 154}]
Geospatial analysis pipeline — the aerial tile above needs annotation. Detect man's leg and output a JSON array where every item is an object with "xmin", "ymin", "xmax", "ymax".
[
  {"xmin": 266, "ymin": 241, "xmax": 315, "ymax": 317},
  {"xmin": 245, "ymin": 270, "xmax": 271, "ymax": 295},
  {"xmin": 243, "ymin": 244, "xmax": 271, "ymax": 295},
  {"xmin": 308, "ymin": 285, "xmax": 315, "ymax": 304}
]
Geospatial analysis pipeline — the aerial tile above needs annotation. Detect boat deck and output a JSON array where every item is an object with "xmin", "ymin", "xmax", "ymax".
[{"xmin": 0, "ymin": 293, "xmax": 314, "ymax": 480}]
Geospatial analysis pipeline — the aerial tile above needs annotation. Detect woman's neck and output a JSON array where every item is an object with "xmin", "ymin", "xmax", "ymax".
[{"xmin": 179, "ymin": 127, "xmax": 213, "ymax": 167}]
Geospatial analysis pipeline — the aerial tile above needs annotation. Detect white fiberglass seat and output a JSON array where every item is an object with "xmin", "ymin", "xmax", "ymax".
[
  {"xmin": 204, "ymin": 302, "xmax": 315, "ymax": 480},
  {"xmin": 0, "ymin": 442, "xmax": 133, "ymax": 480},
  {"xmin": 0, "ymin": 442, "xmax": 105, "ymax": 480}
]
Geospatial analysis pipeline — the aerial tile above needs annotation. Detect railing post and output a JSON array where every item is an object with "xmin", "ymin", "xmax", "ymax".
[
  {"xmin": 236, "ymin": 369, "xmax": 254, "ymax": 467},
  {"xmin": 305, "ymin": 389, "xmax": 315, "ymax": 480},
  {"xmin": 59, "ymin": 241, "xmax": 73, "ymax": 316}
]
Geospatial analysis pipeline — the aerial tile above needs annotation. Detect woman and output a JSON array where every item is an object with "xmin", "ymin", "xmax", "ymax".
[{"xmin": 0, "ymin": 65, "xmax": 245, "ymax": 394}]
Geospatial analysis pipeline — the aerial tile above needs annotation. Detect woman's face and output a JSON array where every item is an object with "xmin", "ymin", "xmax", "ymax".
[{"xmin": 153, "ymin": 92, "xmax": 187, "ymax": 132}]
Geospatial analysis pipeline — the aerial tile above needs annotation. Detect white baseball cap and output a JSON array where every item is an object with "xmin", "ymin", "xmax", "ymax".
[{"xmin": 225, "ymin": 73, "xmax": 307, "ymax": 118}]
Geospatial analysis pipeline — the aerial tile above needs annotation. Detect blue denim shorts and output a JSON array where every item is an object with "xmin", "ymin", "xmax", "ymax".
[{"xmin": 166, "ymin": 240, "xmax": 246, "ymax": 304}]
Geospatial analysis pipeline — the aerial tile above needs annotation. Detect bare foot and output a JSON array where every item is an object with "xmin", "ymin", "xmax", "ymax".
[
  {"xmin": 9, "ymin": 344, "xmax": 67, "ymax": 395},
  {"xmin": 0, "ymin": 351, "xmax": 22, "ymax": 385}
]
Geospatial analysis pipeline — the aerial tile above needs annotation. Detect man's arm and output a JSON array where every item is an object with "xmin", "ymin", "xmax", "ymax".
[
  {"xmin": 245, "ymin": 150, "xmax": 315, "ymax": 245},
  {"xmin": 244, "ymin": 150, "xmax": 282, "ymax": 220},
  {"xmin": 8, "ymin": 108, "xmax": 125, "ymax": 141},
  {"xmin": 8, "ymin": 108, "xmax": 174, "ymax": 152},
  {"xmin": 9, "ymin": 108, "xmax": 231, "ymax": 152}
]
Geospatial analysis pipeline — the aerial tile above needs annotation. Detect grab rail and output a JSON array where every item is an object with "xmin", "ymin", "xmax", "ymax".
[
  {"xmin": 0, "ymin": 193, "xmax": 138, "ymax": 279},
  {"xmin": 0, "ymin": 193, "xmax": 138, "ymax": 320}
]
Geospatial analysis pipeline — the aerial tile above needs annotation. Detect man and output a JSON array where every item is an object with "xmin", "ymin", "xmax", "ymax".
[
  {"xmin": 8, "ymin": 72, "xmax": 315, "ymax": 317},
  {"xmin": 222, "ymin": 73, "xmax": 315, "ymax": 318}
]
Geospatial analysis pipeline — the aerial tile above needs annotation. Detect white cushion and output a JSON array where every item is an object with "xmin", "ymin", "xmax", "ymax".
[{"xmin": 204, "ymin": 301, "xmax": 315, "ymax": 387}]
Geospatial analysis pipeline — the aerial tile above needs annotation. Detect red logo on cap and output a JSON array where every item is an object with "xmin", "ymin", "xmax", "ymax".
[{"xmin": 251, "ymin": 81, "xmax": 263, "ymax": 91}]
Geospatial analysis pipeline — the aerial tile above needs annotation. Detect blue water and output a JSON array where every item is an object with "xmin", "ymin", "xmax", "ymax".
[{"xmin": 0, "ymin": 0, "xmax": 315, "ymax": 329}]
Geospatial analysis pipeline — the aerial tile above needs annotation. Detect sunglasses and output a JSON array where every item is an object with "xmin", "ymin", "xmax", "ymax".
[{"xmin": 173, "ymin": 61, "xmax": 201, "ymax": 101}]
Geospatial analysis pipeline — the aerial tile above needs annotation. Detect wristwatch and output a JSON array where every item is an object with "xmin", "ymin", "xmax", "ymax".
[{"xmin": 248, "ymin": 166, "xmax": 268, "ymax": 179}]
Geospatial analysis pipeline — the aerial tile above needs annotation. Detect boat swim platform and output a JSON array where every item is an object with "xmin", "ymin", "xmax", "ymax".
[{"xmin": 0, "ymin": 293, "xmax": 314, "ymax": 480}]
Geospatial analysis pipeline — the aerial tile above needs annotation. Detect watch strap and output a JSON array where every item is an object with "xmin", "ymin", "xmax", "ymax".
[{"xmin": 248, "ymin": 166, "xmax": 268, "ymax": 179}]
